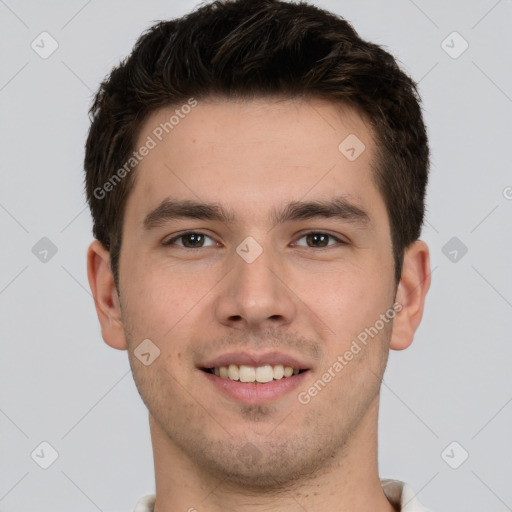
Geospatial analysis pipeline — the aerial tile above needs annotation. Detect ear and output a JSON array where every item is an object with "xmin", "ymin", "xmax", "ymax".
[
  {"xmin": 87, "ymin": 240, "xmax": 127, "ymax": 350},
  {"xmin": 390, "ymin": 240, "xmax": 431, "ymax": 351}
]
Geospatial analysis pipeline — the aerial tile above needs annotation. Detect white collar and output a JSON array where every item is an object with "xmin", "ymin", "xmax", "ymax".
[{"xmin": 133, "ymin": 479, "xmax": 432, "ymax": 511}]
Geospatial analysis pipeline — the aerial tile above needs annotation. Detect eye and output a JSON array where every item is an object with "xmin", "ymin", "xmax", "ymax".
[
  {"xmin": 162, "ymin": 230, "xmax": 345, "ymax": 249},
  {"xmin": 162, "ymin": 231, "xmax": 217, "ymax": 249},
  {"xmin": 294, "ymin": 231, "xmax": 345, "ymax": 248}
]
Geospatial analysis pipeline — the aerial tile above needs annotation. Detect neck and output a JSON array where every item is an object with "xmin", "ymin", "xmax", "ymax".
[{"xmin": 150, "ymin": 396, "xmax": 396, "ymax": 512}]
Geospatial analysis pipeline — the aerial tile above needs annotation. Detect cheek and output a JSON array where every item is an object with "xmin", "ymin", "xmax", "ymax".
[
  {"xmin": 301, "ymin": 265, "xmax": 391, "ymax": 341},
  {"xmin": 120, "ymin": 260, "xmax": 220, "ymax": 379},
  {"xmin": 121, "ymin": 257, "xmax": 206, "ymax": 333}
]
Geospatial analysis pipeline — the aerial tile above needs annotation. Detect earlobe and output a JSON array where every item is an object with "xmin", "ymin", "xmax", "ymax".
[
  {"xmin": 87, "ymin": 240, "xmax": 128, "ymax": 350},
  {"xmin": 390, "ymin": 240, "xmax": 431, "ymax": 351}
]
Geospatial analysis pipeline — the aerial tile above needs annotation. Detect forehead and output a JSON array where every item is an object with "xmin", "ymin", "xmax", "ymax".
[{"xmin": 124, "ymin": 97, "xmax": 386, "ymax": 229}]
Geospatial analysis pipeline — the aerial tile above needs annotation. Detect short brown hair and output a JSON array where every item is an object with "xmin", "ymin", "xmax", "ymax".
[{"xmin": 85, "ymin": 0, "xmax": 429, "ymax": 289}]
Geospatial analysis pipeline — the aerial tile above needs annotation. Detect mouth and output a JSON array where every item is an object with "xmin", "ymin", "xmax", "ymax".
[
  {"xmin": 202, "ymin": 364, "xmax": 308, "ymax": 383},
  {"xmin": 199, "ymin": 352, "xmax": 311, "ymax": 404}
]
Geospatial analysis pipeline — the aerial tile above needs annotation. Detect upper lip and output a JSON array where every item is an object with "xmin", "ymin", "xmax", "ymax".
[{"xmin": 200, "ymin": 351, "xmax": 311, "ymax": 370}]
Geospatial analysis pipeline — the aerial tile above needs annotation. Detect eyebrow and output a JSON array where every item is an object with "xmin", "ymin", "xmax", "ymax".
[{"xmin": 143, "ymin": 196, "xmax": 371, "ymax": 231}]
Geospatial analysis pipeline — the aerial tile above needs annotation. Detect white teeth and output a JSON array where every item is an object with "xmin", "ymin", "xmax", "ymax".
[
  {"xmin": 255, "ymin": 365, "xmax": 274, "ymax": 383},
  {"xmin": 273, "ymin": 364, "xmax": 284, "ymax": 379},
  {"xmin": 210, "ymin": 364, "xmax": 301, "ymax": 383},
  {"xmin": 228, "ymin": 363, "xmax": 240, "ymax": 381},
  {"xmin": 239, "ymin": 365, "xmax": 256, "ymax": 382}
]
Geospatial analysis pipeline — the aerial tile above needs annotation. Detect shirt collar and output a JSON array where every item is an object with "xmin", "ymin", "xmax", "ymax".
[{"xmin": 134, "ymin": 479, "xmax": 431, "ymax": 511}]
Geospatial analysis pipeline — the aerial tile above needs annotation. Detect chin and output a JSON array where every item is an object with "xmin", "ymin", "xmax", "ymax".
[{"xmin": 184, "ymin": 434, "xmax": 339, "ymax": 490}]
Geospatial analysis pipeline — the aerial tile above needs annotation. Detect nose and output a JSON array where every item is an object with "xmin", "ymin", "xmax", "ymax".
[{"xmin": 213, "ymin": 241, "xmax": 297, "ymax": 332}]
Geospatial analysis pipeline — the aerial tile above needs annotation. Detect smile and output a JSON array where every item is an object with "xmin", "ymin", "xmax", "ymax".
[{"xmin": 203, "ymin": 364, "xmax": 306, "ymax": 383}]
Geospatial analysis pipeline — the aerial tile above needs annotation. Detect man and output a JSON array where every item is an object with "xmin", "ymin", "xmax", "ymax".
[{"xmin": 85, "ymin": 0, "xmax": 432, "ymax": 510}]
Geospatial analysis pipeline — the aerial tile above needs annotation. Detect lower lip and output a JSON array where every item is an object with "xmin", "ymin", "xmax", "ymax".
[{"xmin": 201, "ymin": 370, "xmax": 309, "ymax": 404}]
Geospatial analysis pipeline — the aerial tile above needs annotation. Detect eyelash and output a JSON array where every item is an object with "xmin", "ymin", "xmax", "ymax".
[{"xmin": 162, "ymin": 231, "xmax": 346, "ymax": 249}]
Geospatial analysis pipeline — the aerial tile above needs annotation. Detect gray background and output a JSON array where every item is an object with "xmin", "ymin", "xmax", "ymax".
[{"xmin": 1, "ymin": 0, "xmax": 511, "ymax": 511}]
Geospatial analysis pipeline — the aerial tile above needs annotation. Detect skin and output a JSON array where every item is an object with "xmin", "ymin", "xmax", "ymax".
[{"xmin": 87, "ymin": 97, "xmax": 430, "ymax": 512}]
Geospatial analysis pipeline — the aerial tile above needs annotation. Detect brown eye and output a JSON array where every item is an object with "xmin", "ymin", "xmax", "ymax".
[
  {"xmin": 295, "ymin": 232, "xmax": 344, "ymax": 248},
  {"xmin": 163, "ymin": 232, "xmax": 215, "ymax": 248}
]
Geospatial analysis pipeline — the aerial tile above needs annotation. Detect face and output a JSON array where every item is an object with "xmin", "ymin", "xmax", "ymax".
[{"xmin": 116, "ymin": 97, "xmax": 399, "ymax": 486}]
